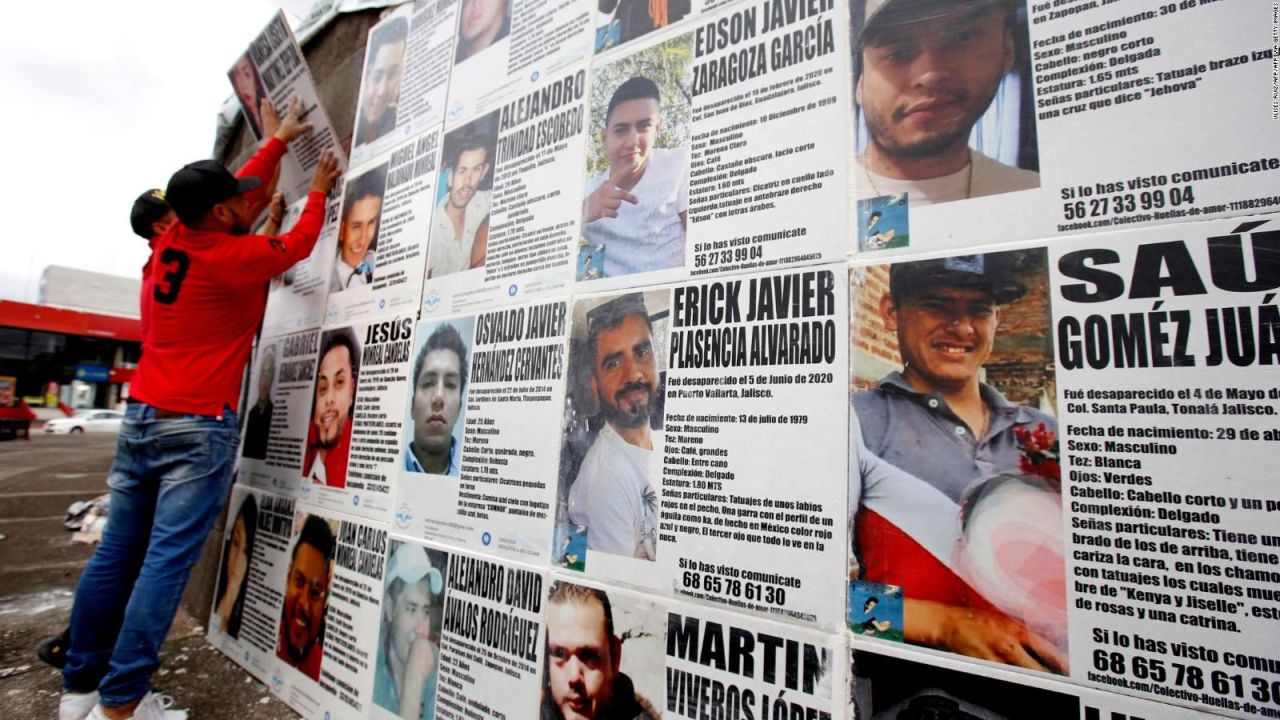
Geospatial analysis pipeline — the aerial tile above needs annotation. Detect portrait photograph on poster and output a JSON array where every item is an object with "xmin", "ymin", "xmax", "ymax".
[
  {"xmin": 242, "ymin": 341, "xmax": 277, "ymax": 462},
  {"xmin": 355, "ymin": 16, "xmax": 409, "ymax": 149},
  {"xmin": 331, "ymin": 163, "xmax": 387, "ymax": 294},
  {"xmin": 454, "ymin": 0, "xmax": 512, "ymax": 65},
  {"xmin": 213, "ymin": 491, "xmax": 258, "ymax": 641},
  {"xmin": 402, "ymin": 317, "xmax": 475, "ymax": 478},
  {"xmin": 428, "ymin": 112, "xmax": 499, "ymax": 280},
  {"xmin": 581, "ymin": 34, "xmax": 692, "ymax": 282},
  {"xmin": 539, "ymin": 579, "xmax": 665, "ymax": 719},
  {"xmin": 277, "ymin": 513, "xmax": 337, "ymax": 683},
  {"xmin": 849, "ymin": 248, "xmax": 1067, "ymax": 675},
  {"xmin": 304, "ymin": 327, "xmax": 362, "ymax": 489},
  {"xmin": 372, "ymin": 541, "xmax": 449, "ymax": 720},
  {"xmin": 850, "ymin": 0, "xmax": 1041, "ymax": 211},
  {"xmin": 229, "ymin": 50, "xmax": 269, "ymax": 140},
  {"xmin": 554, "ymin": 291, "xmax": 670, "ymax": 568}
]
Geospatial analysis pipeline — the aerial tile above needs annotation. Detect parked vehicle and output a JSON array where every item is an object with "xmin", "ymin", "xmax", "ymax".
[{"xmin": 43, "ymin": 409, "xmax": 124, "ymax": 434}]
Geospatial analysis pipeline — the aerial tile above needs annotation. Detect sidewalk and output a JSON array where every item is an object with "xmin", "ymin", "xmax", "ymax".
[{"xmin": 0, "ymin": 433, "xmax": 298, "ymax": 719}]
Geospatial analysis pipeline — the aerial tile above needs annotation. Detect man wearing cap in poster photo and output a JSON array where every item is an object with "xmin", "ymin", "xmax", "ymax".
[
  {"xmin": 59, "ymin": 94, "xmax": 340, "ymax": 720},
  {"xmin": 852, "ymin": 0, "xmax": 1039, "ymax": 205},
  {"xmin": 356, "ymin": 17, "xmax": 408, "ymax": 148},
  {"xmin": 304, "ymin": 327, "xmax": 360, "ymax": 488},
  {"xmin": 540, "ymin": 582, "xmax": 658, "ymax": 720},
  {"xmin": 582, "ymin": 76, "xmax": 688, "ymax": 279},
  {"xmin": 567, "ymin": 293, "xmax": 659, "ymax": 561},
  {"xmin": 277, "ymin": 515, "xmax": 335, "ymax": 682},
  {"xmin": 374, "ymin": 543, "xmax": 446, "ymax": 720},
  {"xmin": 852, "ymin": 251, "xmax": 1066, "ymax": 674},
  {"xmin": 404, "ymin": 323, "xmax": 468, "ymax": 476}
]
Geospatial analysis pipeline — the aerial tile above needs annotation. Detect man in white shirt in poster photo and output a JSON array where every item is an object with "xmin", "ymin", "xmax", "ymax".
[
  {"xmin": 331, "ymin": 165, "xmax": 385, "ymax": 292},
  {"xmin": 852, "ymin": 0, "xmax": 1039, "ymax": 206},
  {"xmin": 583, "ymin": 76, "xmax": 688, "ymax": 279},
  {"xmin": 427, "ymin": 136, "xmax": 492, "ymax": 278},
  {"xmin": 568, "ymin": 293, "xmax": 659, "ymax": 561}
]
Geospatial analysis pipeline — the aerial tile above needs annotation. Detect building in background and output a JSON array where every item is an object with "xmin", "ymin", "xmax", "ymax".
[
  {"xmin": 40, "ymin": 265, "xmax": 141, "ymax": 319},
  {"xmin": 0, "ymin": 264, "xmax": 142, "ymax": 409}
]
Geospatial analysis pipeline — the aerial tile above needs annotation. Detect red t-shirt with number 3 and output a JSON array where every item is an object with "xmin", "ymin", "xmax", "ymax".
[{"xmin": 131, "ymin": 138, "xmax": 328, "ymax": 416}]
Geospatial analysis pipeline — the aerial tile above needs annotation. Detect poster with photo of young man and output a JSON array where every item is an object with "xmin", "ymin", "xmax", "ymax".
[
  {"xmin": 849, "ymin": 0, "xmax": 1280, "ymax": 254},
  {"xmin": 579, "ymin": 0, "xmax": 849, "ymax": 292},
  {"xmin": 396, "ymin": 301, "xmax": 570, "ymax": 563}
]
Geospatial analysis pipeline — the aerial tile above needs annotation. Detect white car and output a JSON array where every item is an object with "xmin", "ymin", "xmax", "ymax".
[{"xmin": 44, "ymin": 409, "xmax": 124, "ymax": 434}]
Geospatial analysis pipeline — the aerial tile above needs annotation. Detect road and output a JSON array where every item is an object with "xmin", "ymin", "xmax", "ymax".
[{"xmin": 0, "ymin": 432, "xmax": 299, "ymax": 719}]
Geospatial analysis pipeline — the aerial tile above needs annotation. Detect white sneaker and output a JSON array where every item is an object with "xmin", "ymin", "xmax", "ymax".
[
  {"xmin": 87, "ymin": 693, "xmax": 188, "ymax": 720},
  {"xmin": 58, "ymin": 691, "xmax": 99, "ymax": 720}
]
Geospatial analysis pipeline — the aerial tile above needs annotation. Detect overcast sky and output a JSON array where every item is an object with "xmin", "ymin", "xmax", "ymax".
[{"xmin": 0, "ymin": 0, "xmax": 318, "ymax": 303}]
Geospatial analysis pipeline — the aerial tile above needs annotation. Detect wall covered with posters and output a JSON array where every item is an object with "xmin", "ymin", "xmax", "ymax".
[{"xmin": 209, "ymin": 2, "xmax": 1280, "ymax": 718}]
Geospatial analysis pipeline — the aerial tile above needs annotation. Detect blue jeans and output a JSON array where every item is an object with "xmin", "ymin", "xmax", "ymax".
[{"xmin": 63, "ymin": 401, "xmax": 239, "ymax": 706}]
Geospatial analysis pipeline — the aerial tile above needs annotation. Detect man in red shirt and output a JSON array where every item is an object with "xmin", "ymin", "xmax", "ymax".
[
  {"xmin": 60, "ymin": 97, "xmax": 342, "ymax": 720},
  {"xmin": 38, "ymin": 189, "xmax": 178, "ymax": 675}
]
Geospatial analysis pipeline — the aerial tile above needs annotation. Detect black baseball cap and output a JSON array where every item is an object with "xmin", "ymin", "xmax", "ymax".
[
  {"xmin": 164, "ymin": 160, "xmax": 261, "ymax": 224},
  {"xmin": 889, "ymin": 253, "xmax": 1026, "ymax": 304},
  {"xmin": 129, "ymin": 189, "xmax": 171, "ymax": 239},
  {"xmin": 856, "ymin": 0, "xmax": 1012, "ymax": 48}
]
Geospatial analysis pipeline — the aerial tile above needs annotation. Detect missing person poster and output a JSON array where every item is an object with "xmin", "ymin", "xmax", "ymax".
[
  {"xmin": 849, "ymin": 0, "xmax": 1280, "ymax": 256},
  {"xmin": 431, "ymin": 548, "xmax": 547, "ymax": 719},
  {"xmin": 849, "ymin": 217, "xmax": 1280, "ymax": 717},
  {"xmin": 556, "ymin": 266, "xmax": 848, "ymax": 629},
  {"xmin": 261, "ymin": 193, "xmax": 342, "ymax": 338},
  {"xmin": 272, "ymin": 508, "xmax": 387, "ymax": 720},
  {"xmin": 444, "ymin": 0, "xmax": 593, "ymax": 129},
  {"xmin": 850, "ymin": 643, "xmax": 1223, "ymax": 720},
  {"xmin": 667, "ymin": 596, "xmax": 843, "ymax": 720},
  {"xmin": 208, "ymin": 485, "xmax": 296, "ymax": 685},
  {"xmin": 300, "ymin": 313, "xmax": 417, "ymax": 523},
  {"xmin": 575, "ymin": 0, "xmax": 849, "ymax": 292},
  {"xmin": 536, "ymin": 576, "xmax": 668, "ymax": 719},
  {"xmin": 229, "ymin": 10, "xmax": 347, "ymax": 204},
  {"xmin": 420, "ymin": 66, "xmax": 587, "ymax": 313},
  {"xmin": 325, "ymin": 129, "xmax": 440, "ymax": 324},
  {"xmin": 350, "ymin": 1, "xmax": 459, "ymax": 167},
  {"xmin": 239, "ymin": 328, "xmax": 320, "ymax": 496},
  {"xmin": 394, "ymin": 299, "xmax": 570, "ymax": 563}
]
